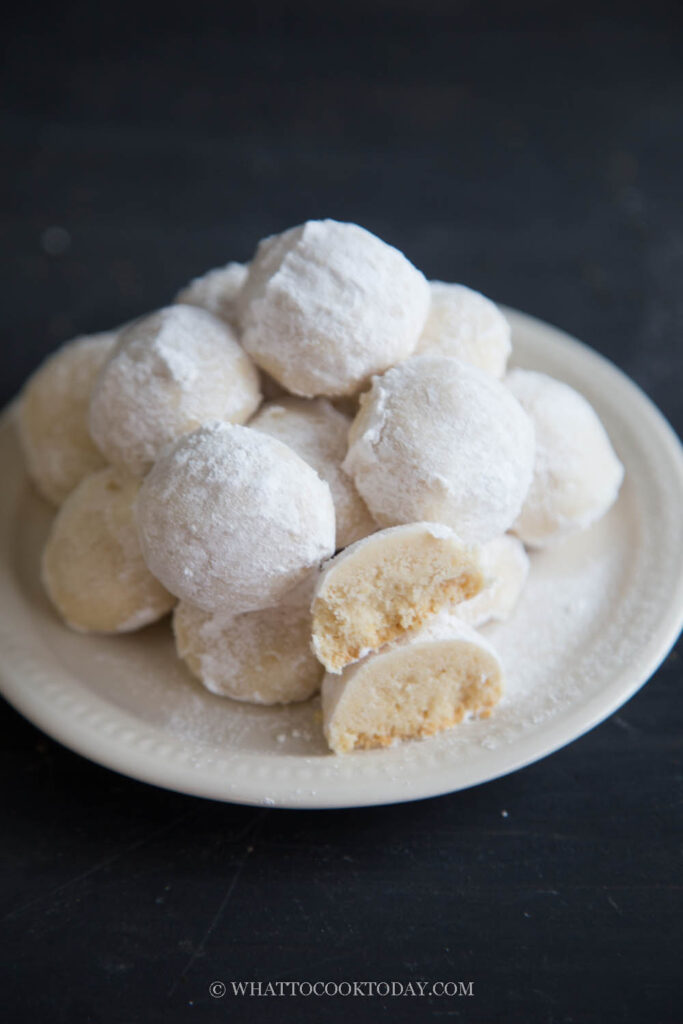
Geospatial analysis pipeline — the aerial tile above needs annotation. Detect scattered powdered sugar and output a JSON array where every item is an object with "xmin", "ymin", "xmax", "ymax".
[{"xmin": 452, "ymin": 497, "xmax": 635, "ymax": 748}]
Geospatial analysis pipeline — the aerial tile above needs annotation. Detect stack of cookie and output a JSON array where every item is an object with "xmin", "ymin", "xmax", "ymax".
[{"xmin": 18, "ymin": 220, "xmax": 624, "ymax": 753}]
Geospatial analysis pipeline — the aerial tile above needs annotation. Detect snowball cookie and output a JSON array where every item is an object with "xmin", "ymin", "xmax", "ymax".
[
  {"xmin": 174, "ymin": 261, "xmax": 247, "ymax": 329},
  {"xmin": 89, "ymin": 305, "xmax": 261, "ymax": 476},
  {"xmin": 19, "ymin": 331, "xmax": 118, "ymax": 505},
  {"xmin": 507, "ymin": 369, "xmax": 624, "ymax": 547},
  {"xmin": 456, "ymin": 534, "xmax": 529, "ymax": 628},
  {"xmin": 344, "ymin": 355, "xmax": 535, "ymax": 544},
  {"xmin": 311, "ymin": 523, "xmax": 484, "ymax": 673},
  {"xmin": 416, "ymin": 282, "xmax": 511, "ymax": 378},
  {"xmin": 238, "ymin": 220, "xmax": 430, "ymax": 397},
  {"xmin": 42, "ymin": 467, "xmax": 175, "ymax": 633},
  {"xmin": 136, "ymin": 421, "xmax": 336, "ymax": 614},
  {"xmin": 173, "ymin": 576, "xmax": 322, "ymax": 705},
  {"xmin": 250, "ymin": 397, "xmax": 377, "ymax": 549},
  {"xmin": 322, "ymin": 614, "xmax": 503, "ymax": 753}
]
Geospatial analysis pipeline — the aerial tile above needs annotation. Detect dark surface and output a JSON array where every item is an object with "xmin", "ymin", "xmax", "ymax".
[{"xmin": 2, "ymin": 3, "xmax": 682, "ymax": 1022}]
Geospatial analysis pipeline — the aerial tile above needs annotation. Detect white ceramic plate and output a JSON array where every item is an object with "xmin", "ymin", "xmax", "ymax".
[{"xmin": 1, "ymin": 309, "xmax": 682, "ymax": 808}]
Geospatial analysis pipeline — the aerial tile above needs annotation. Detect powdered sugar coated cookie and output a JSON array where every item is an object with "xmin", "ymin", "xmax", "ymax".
[
  {"xmin": 507, "ymin": 369, "xmax": 624, "ymax": 547},
  {"xmin": 42, "ymin": 467, "xmax": 175, "ymax": 633},
  {"xmin": 89, "ymin": 305, "xmax": 261, "ymax": 476},
  {"xmin": 416, "ymin": 282, "xmax": 511, "ymax": 378},
  {"xmin": 238, "ymin": 220, "xmax": 430, "ymax": 397},
  {"xmin": 19, "ymin": 331, "xmax": 117, "ymax": 505},
  {"xmin": 136, "ymin": 421, "xmax": 336, "ymax": 613},
  {"xmin": 311, "ymin": 522, "xmax": 484, "ymax": 673},
  {"xmin": 322, "ymin": 613, "xmax": 503, "ymax": 753},
  {"xmin": 456, "ymin": 534, "xmax": 529, "ymax": 628},
  {"xmin": 250, "ymin": 397, "xmax": 376, "ymax": 549},
  {"xmin": 173, "ymin": 576, "xmax": 322, "ymax": 705},
  {"xmin": 343, "ymin": 355, "xmax": 535, "ymax": 543},
  {"xmin": 174, "ymin": 261, "xmax": 248, "ymax": 329}
]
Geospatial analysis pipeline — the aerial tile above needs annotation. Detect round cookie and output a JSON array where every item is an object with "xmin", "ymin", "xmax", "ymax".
[
  {"xmin": 311, "ymin": 523, "xmax": 484, "ymax": 673},
  {"xmin": 174, "ymin": 261, "xmax": 247, "ymax": 329},
  {"xmin": 250, "ymin": 397, "xmax": 377, "ymax": 549},
  {"xmin": 416, "ymin": 282, "xmax": 511, "ymax": 378},
  {"xmin": 136, "ymin": 421, "xmax": 336, "ymax": 614},
  {"xmin": 174, "ymin": 576, "xmax": 322, "ymax": 705},
  {"xmin": 19, "ymin": 331, "xmax": 117, "ymax": 505},
  {"xmin": 343, "ymin": 355, "xmax": 535, "ymax": 543},
  {"xmin": 89, "ymin": 304, "xmax": 261, "ymax": 476},
  {"xmin": 238, "ymin": 219, "xmax": 430, "ymax": 397},
  {"xmin": 322, "ymin": 614, "xmax": 503, "ymax": 753},
  {"xmin": 507, "ymin": 369, "xmax": 624, "ymax": 547},
  {"xmin": 42, "ymin": 467, "xmax": 175, "ymax": 633},
  {"xmin": 456, "ymin": 534, "xmax": 529, "ymax": 628}
]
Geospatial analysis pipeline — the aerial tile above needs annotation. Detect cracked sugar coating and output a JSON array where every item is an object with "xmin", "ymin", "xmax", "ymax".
[
  {"xmin": 19, "ymin": 331, "xmax": 117, "ymax": 505},
  {"xmin": 311, "ymin": 522, "xmax": 484, "ymax": 674},
  {"xmin": 174, "ymin": 261, "xmax": 248, "ymax": 329},
  {"xmin": 416, "ymin": 282, "xmax": 511, "ymax": 378},
  {"xmin": 322, "ymin": 614, "xmax": 503, "ymax": 753},
  {"xmin": 456, "ymin": 534, "xmax": 529, "ymax": 628},
  {"xmin": 173, "ymin": 576, "xmax": 322, "ymax": 705},
  {"xmin": 238, "ymin": 220, "xmax": 430, "ymax": 397},
  {"xmin": 343, "ymin": 355, "xmax": 535, "ymax": 544},
  {"xmin": 42, "ymin": 467, "xmax": 176, "ymax": 633},
  {"xmin": 250, "ymin": 397, "xmax": 377, "ymax": 549},
  {"xmin": 89, "ymin": 304, "xmax": 261, "ymax": 476},
  {"xmin": 136, "ymin": 422, "xmax": 336, "ymax": 614},
  {"xmin": 507, "ymin": 369, "xmax": 625, "ymax": 547}
]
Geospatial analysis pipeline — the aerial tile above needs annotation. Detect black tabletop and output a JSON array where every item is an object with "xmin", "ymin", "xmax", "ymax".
[{"xmin": 2, "ymin": 3, "xmax": 682, "ymax": 1022}]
